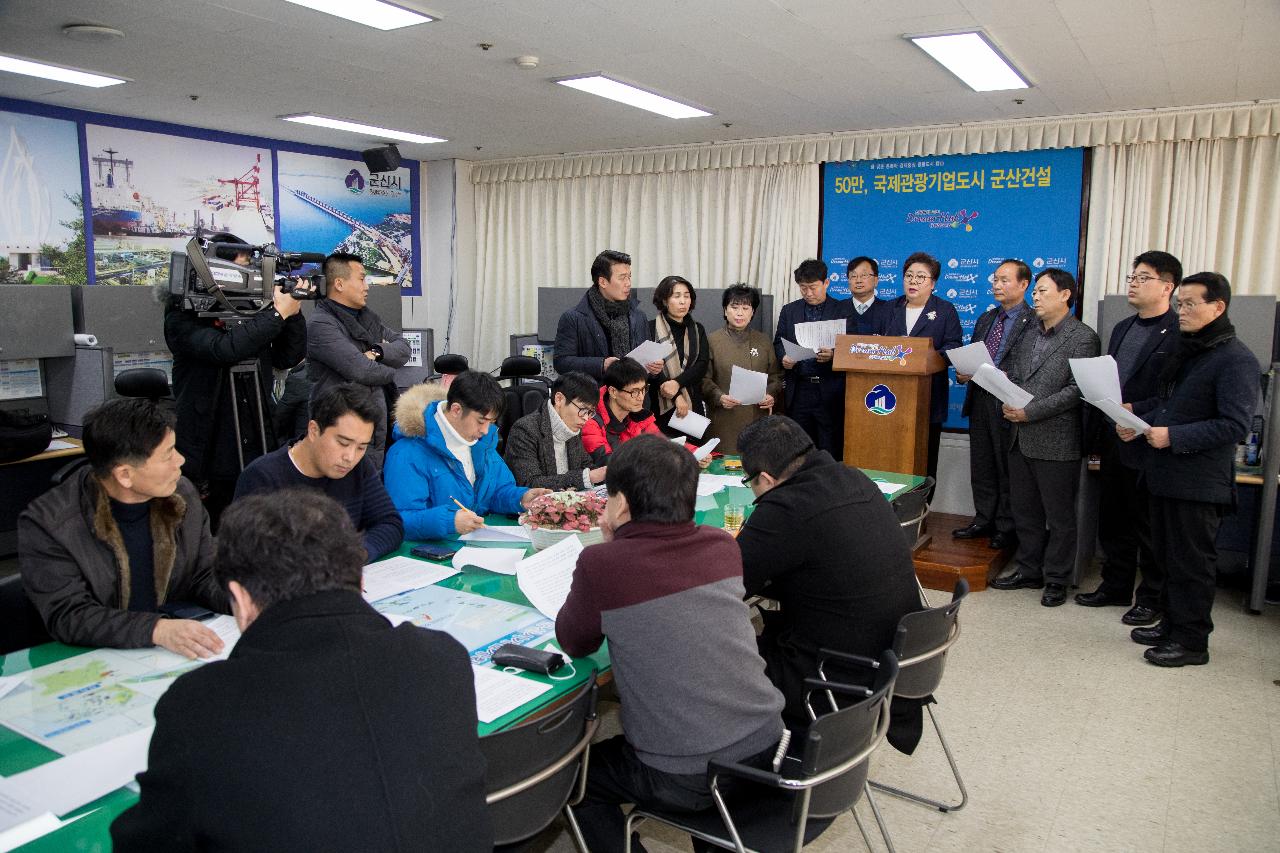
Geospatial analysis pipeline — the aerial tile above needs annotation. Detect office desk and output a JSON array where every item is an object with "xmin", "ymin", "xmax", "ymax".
[{"xmin": 0, "ymin": 458, "xmax": 921, "ymax": 850}]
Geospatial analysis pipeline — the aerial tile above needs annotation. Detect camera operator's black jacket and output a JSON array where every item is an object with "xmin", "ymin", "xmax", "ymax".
[{"xmin": 165, "ymin": 304, "xmax": 307, "ymax": 482}]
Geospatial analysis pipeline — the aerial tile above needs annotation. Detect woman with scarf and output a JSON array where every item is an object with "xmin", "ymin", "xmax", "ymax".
[
  {"xmin": 701, "ymin": 284, "xmax": 782, "ymax": 454},
  {"xmin": 647, "ymin": 276, "xmax": 710, "ymax": 438},
  {"xmin": 1119, "ymin": 272, "xmax": 1259, "ymax": 667}
]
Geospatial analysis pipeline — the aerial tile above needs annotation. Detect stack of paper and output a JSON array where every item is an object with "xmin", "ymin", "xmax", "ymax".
[
  {"xmin": 1069, "ymin": 356, "xmax": 1152, "ymax": 433},
  {"xmin": 362, "ymin": 556, "xmax": 460, "ymax": 602},
  {"xmin": 460, "ymin": 526, "xmax": 531, "ymax": 543}
]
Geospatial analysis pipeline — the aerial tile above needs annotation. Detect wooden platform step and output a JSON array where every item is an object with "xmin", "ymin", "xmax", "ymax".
[{"xmin": 913, "ymin": 512, "xmax": 1012, "ymax": 593}]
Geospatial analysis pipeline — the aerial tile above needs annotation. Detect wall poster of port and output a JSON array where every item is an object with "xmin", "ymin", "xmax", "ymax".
[
  {"xmin": 85, "ymin": 124, "xmax": 275, "ymax": 286},
  {"xmin": 0, "ymin": 110, "xmax": 85, "ymax": 285},
  {"xmin": 277, "ymin": 151, "xmax": 417, "ymax": 294}
]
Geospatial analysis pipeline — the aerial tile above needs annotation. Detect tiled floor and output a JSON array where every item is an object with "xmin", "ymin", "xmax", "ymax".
[{"xmin": 536, "ymin": 570, "xmax": 1280, "ymax": 852}]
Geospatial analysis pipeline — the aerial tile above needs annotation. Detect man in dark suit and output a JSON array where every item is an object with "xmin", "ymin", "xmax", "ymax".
[
  {"xmin": 1122, "ymin": 272, "xmax": 1258, "ymax": 667},
  {"xmin": 553, "ymin": 249, "xmax": 660, "ymax": 381},
  {"xmin": 877, "ymin": 251, "xmax": 964, "ymax": 479},
  {"xmin": 952, "ymin": 259, "xmax": 1033, "ymax": 550},
  {"xmin": 990, "ymin": 269, "xmax": 1100, "ymax": 607},
  {"xmin": 774, "ymin": 258, "xmax": 853, "ymax": 458},
  {"xmin": 111, "ymin": 491, "xmax": 493, "ymax": 852},
  {"xmin": 846, "ymin": 255, "xmax": 891, "ymax": 335},
  {"xmin": 1074, "ymin": 251, "xmax": 1181, "ymax": 625}
]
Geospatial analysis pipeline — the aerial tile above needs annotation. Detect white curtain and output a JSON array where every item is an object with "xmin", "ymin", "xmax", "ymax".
[
  {"xmin": 470, "ymin": 162, "xmax": 818, "ymax": 371},
  {"xmin": 1083, "ymin": 134, "xmax": 1280, "ymax": 324}
]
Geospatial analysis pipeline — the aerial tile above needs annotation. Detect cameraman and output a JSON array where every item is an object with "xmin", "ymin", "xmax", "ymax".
[{"xmin": 164, "ymin": 233, "xmax": 308, "ymax": 528}]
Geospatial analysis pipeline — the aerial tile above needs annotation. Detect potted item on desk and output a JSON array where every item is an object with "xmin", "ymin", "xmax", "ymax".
[{"xmin": 520, "ymin": 490, "xmax": 607, "ymax": 551}]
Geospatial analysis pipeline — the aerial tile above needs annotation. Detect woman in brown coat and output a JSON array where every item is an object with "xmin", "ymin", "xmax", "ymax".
[{"xmin": 701, "ymin": 284, "xmax": 784, "ymax": 454}]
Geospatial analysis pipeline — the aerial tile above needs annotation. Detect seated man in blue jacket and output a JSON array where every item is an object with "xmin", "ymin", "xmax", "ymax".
[{"xmin": 385, "ymin": 371, "xmax": 549, "ymax": 540}]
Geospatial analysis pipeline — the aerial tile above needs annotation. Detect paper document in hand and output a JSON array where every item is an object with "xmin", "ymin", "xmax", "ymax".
[
  {"xmin": 1069, "ymin": 356, "xmax": 1124, "ymax": 404},
  {"xmin": 460, "ymin": 526, "xmax": 531, "ymax": 543},
  {"xmin": 668, "ymin": 409, "xmax": 710, "ymax": 438},
  {"xmin": 362, "ymin": 556, "xmax": 459, "ymax": 602},
  {"xmin": 693, "ymin": 437, "xmax": 720, "ymax": 461},
  {"xmin": 947, "ymin": 341, "xmax": 995, "ymax": 377},
  {"xmin": 794, "ymin": 319, "xmax": 846, "ymax": 350},
  {"xmin": 472, "ymin": 665, "xmax": 553, "ymax": 724},
  {"xmin": 728, "ymin": 365, "xmax": 767, "ymax": 405},
  {"xmin": 202, "ymin": 615, "xmax": 242, "ymax": 661},
  {"xmin": 452, "ymin": 546, "xmax": 524, "ymax": 576},
  {"xmin": 781, "ymin": 338, "xmax": 817, "ymax": 362},
  {"xmin": 1091, "ymin": 398, "xmax": 1152, "ymax": 434},
  {"xmin": 516, "ymin": 534, "xmax": 584, "ymax": 620},
  {"xmin": 971, "ymin": 363, "xmax": 1033, "ymax": 409},
  {"xmin": 625, "ymin": 339, "xmax": 674, "ymax": 365}
]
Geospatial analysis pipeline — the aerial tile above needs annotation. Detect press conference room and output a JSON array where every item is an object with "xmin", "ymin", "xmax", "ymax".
[{"xmin": 1, "ymin": 0, "xmax": 1279, "ymax": 851}]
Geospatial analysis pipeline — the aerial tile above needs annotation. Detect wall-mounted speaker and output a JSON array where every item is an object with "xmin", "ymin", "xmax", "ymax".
[{"xmin": 361, "ymin": 144, "xmax": 402, "ymax": 173}]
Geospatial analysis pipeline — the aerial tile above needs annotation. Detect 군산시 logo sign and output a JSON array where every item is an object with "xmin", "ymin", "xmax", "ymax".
[
  {"xmin": 865, "ymin": 384, "xmax": 896, "ymax": 416},
  {"xmin": 345, "ymin": 169, "xmax": 365, "ymax": 193}
]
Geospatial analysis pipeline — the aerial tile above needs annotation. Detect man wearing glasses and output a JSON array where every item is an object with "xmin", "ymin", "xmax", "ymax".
[
  {"xmin": 504, "ymin": 371, "xmax": 609, "ymax": 489},
  {"xmin": 1075, "ymin": 251, "xmax": 1181, "ymax": 625},
  {"xmin": 846, "ymin": 255, "xmax": 890, "ymax": 334},
  {"xmin": 774, "ymin": 259, "xmax": 854, "ymax": 458},
  {"xmin": 582, "ymin": 357, "xmax": 710, "ymax": 468},
  {"xmin": 734, "ymin": 416, "xmax": 920, "ymax": 730},
  {"xmin": 1119, "ymin": 273, "xmax": 1258, "ymax": 667}
]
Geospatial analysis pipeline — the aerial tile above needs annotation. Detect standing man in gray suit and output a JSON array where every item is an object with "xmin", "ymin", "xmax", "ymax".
[
  {"xmin": 990, "ymin": 269, "xmax": 1100, "ymax": 607},
  {"xmin": 952, "ymin": 259, "xmax": 1034, "ymax": 551},
  {"xmin": 307, "ymin": 252, "xmax": 410, "ymax": 470}
]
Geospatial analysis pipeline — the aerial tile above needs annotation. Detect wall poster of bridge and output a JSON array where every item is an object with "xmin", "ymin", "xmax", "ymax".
[{"xmin": 276, "ymin": 151, "xmax": 415, "ymax": 293}]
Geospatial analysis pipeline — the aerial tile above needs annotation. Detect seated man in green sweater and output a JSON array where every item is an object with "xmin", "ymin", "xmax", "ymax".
[{"xmin": 557, "ymin": 434, "xmax": 784, "ymax": 852}]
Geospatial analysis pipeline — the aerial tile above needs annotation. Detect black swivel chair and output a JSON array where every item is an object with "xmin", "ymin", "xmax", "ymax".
[
  {"xmin": 492, "ymin": 356, "xmax": 552, "ymax": 451},
  {"xmin": 626, "ymin": 651, "xmax": 900, "ymax": 853},
  {"xmin": 481, "ymin": 671, "xmax": 599, "ymax": 851},
  {"xmin": 0, "ymin": 573, "xmax": 50, "ymax": 655},
  {"xmin": 866, "ymin": 578, "xmax": 969, "ymax": 813}
]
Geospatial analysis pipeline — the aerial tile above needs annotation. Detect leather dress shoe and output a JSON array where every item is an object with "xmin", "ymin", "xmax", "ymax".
[
  {"xmin": 1074, "ymin": 588, "xmax": 1130, "ymax": 607},
  {"xmin": 1144, "ymin": 642, "xmax": 1209, "ymax": 667},
  {"xmin": 989, "ymin": 571, "xmax": 1044, "ymax": 591},
  {"xmin": 988, "ymin": 530, "xmax": 1016, "ymax": 550},
  {"xmin": 1041, "ymin": 583, "xmax": 1067, "ymax": 607},
  {"xmin": 952, "ymin": 522, "xmax": 993, "ymax": 539},
  {"xmin": 1130, "ymin": 623, "xmax": 1168, "ymax": 646},
  {"xmin": 1121, "ymin": 605, "xmax": 1161, "ymax": 626}
]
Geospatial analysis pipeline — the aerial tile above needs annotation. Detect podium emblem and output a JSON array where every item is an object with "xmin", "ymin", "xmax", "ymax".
[{"xmin": 865, "ymin": 384, "xmax": 897, "ymax": 416}]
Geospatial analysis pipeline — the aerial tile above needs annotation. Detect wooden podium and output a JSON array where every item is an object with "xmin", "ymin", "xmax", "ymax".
[{"xmin": 833, "ymin": 335, "xmax": 946, "ymax": 476}]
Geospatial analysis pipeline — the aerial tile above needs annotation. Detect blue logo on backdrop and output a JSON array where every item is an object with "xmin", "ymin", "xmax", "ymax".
[
  {"xmin": 865, "ymin": 384, "xmax": 897, "ymax": 416},
  {"xmin": 821, "ymin": 148, "xmax": 1085, "ymax": 429}
]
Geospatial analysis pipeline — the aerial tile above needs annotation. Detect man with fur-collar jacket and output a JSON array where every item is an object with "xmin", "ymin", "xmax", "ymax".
[{"xmin": 18, "ymin": 399, "xmax": 228, "ymax": 658}]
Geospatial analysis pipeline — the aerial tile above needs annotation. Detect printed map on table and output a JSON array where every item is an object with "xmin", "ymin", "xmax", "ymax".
[
  {"xmin": 0, "ymin": 647, "xmax": 195, "ymax": 756},
  {"xmin": 375, "ymin": 586, "xmax": 555, "ymax": 665}
]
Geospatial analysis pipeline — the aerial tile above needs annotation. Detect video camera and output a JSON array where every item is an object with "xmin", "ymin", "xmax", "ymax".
[{"xmin": 168, "ymin": 234, "xmax": 329, "ymax": 317}]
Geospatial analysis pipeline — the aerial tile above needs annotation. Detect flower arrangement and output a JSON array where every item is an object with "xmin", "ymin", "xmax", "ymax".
[{"xmin": 521, "ymin": 490, "xmax": 607, "ymax": 532}]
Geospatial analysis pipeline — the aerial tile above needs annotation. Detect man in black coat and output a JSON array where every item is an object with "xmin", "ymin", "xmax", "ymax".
[
  {"xmin": 1075, "ymin": 251, "xmax": 1181, "ymax": 625},
  {"xmin": 165, "ymin": 240, "xmax": 307, "ymax": 527},
  {"xmin": 952, "ymin": 259, "xmax": 1033, "ymax": 551},
  {"xmin": 111, "ymin": 490, "xmax": 493, "ymax": 852},
  {"xmin": 553, "ymin": 249, "xmax": 656, "ymax": 381},
  {"xmin": 1121, "ymin": 273, "xmax": 1259, "ymax": 667},
  {"xmin": 735, "ymin": 416, "xmax": 921, "ymax": 738},
  {"xmin": 774, "ymin": 259, "xmax": 854, "ymax": 459}
]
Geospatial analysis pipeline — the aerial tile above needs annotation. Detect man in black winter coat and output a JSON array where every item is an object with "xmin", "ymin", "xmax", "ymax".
[{"xmin": 111, "ymin": 490, "xmax": 493, "ymax": 852}]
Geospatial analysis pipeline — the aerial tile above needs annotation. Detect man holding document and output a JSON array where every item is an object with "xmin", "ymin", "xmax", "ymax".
[
  {"xmin": 1074, "ymin": 251, "xmax": 1181, "ymax": 623},
  {"xmin": 111, "ymin": 491, "xmax": 493, "ymax": 851},
  {"xmin": 556, "ymin": 435, "xmax": 785, "ymax": 851},
  {"xmin": 989, "ymin": 269, "xmax": 1100, "ymax": 607},
  {"xmin": 774, "ymin": 259, "xmax": 853, "ymax": 457}
]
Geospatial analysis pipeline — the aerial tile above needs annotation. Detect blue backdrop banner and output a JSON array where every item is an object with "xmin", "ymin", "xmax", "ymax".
[{"xmin": 820, "ymin": 148, "xmax": 1086, "ymax": 428}]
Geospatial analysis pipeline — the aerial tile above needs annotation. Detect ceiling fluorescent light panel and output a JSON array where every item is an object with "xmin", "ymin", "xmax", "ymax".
[
  {"xmin": 0, "ymin": 54, "xmax": 126, "ymax": 88},
  {"xmin": 282, "ymin": 114, "xmax": 445, "ymax": 144},
  {"xmin": 556, "ymin": 75, "xmax": 711, "ymax": 119},
  {"xmin": 281, "ymin": 0, "xmax": 433, "ymax": 30},
  {"xmin": 909, "ymin": 32, "xmax": 1028, "ymax": 92}
]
